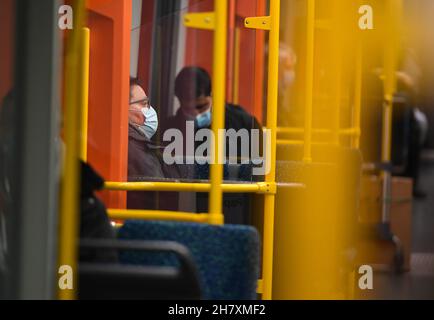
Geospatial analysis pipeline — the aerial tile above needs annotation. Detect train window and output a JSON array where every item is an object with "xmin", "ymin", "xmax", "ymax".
[{"xmin": 139, "ymin": 0, "xmax": 268, "ymax": 185}]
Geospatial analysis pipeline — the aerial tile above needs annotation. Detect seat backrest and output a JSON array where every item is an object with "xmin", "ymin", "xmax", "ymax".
[
  {"xmin": 118, "ymin": 221, "xmax": 260, "ymax": 300},
  {"xmin": 79, "ymin": 240, "xmax": 202, "ymax": 300},
  {"xmin": 195, "ymin": 163, "xmax": 257, "ymax": 225}
]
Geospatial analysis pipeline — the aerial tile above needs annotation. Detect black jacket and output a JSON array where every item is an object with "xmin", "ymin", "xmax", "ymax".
[
  {"xmin": 80, "ymin": 162, "xmax": 118, "ymax": 263},
  {"xmin": 161, "ymin": 104, "xmax": 262, "ymax": 224},
  {"xmin": 163, "ymin": 103, "xmax": 262, "ymax": 166}
]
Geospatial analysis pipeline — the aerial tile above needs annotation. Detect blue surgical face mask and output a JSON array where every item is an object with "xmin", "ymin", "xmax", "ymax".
[
  {"xmin": 195, "ymin": 110, "xmax": 212, "ymax": 128},
  {"xmin": 138, "ymin": 106, "xmax": 159, "ymax": 140}
]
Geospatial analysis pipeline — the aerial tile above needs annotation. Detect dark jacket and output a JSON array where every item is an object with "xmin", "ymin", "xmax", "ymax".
[
  {"xmin": 80, "ymin": 162, "xmax": 118, "ymax": 263},
  {"xmin": 163, "ymin": 104, "xmax": 261, "ymax": 165},
  {"xmin": 161, "ymin": 104, "xmax": 262, "ymax": 224},
  {"xmin": 127, "ymin": 124, "xmax": 180, "ymax": 211}
]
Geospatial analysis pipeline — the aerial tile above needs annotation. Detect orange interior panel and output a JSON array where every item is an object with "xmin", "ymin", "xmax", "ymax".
[{"xmin": 86, "ymin": 0, "xmax": 132, "ymax": 209}]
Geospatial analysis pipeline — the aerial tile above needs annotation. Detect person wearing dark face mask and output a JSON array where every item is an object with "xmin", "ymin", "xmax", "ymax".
[{"xmin": 127, "ymin": 78, "xmax": 180, "ymax": 210}]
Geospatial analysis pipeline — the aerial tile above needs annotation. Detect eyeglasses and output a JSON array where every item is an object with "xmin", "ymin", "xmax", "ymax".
[{"xmin": 129, "ymin": 98, "xmax": 150, "ymax": 109}]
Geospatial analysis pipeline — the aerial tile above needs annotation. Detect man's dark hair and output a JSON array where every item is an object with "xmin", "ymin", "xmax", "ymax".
[
  {"xmin": 175, "ymin": 67, "xmax": 212, "ymax": 101},
  {"xmin": 129, "ymin": 77, "xmax": 144, "ymax": 100},
  {"xmin": 130, "ymin": 77, "xmax": 143, "ymax": 88}
]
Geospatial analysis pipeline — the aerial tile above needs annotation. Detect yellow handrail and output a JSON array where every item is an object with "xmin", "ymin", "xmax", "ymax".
[
  {"xmin": 233, "ymin": 27, "xmax": 241, "ymax": 105},
  {"xmin": 352, "ymin": 41, "xmax": 363, "ymax": 149},
  {"xmin": 382, "ymin": 0, "xmax": 400, "ymax": 164},
  {"xmin": 79, "ymin": 28, "xmax": 90, "ymax": 162},
  {"xmin": 332, "ymin": 57, "xmax": 343, "ymax": 145},
  {"xmin": 278, "ymin": 127, "xmax": 331, "ymax": 134},
  {"xmin": 242, "ymin": 0, "xmax": 280, "ymax": 300},
  {"xmin": 277, "ymin": 127, "xmax": 361, "ymax": 136},
  {"xmin": 108, "ymin": 210, "xmax": 209, "ymax": 223},
  {"xmin": 303, "ymin": 0, "xmax": 315, "ymax": 163},
  {"xmin": 105, "ymin": 181, "xmax": 277, "ymax": 194},
  {"xmin": 260, "ymin": 0, "xmax": 280, "ymax": 300},
  {"xmin": 277, "ymin": 140, "xmax": 331, "ymax": 146},
  {"xmin": 381, "ymin": 0, "xmax": 402, "ymax": 223},
  {"xmin": 331, "ymin": 3, "xmax": 343, "ymax": 146},
  {"xmin": 58, "ymin": 0, "xmax": 86, "ymax": 300},
  {"xmin": 208, "ymin": 0, "xmax": 228, "ymax": 226}
]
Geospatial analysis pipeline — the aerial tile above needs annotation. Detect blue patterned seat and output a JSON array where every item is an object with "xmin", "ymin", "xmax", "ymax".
[{"xmin": 118, "ymin": 221, "xmax": 260, "ymax": 300}]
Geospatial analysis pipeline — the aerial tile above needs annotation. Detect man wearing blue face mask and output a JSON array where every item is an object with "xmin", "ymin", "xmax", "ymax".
[
  {"xmin": 127, "ymin": 78, "xmax": 180, "ymax": 210},
  {"xmin": 162, "ymin": 67, "xmax": 262, "ymax": 225},
  {"xmin": 129, "ymin": 80, "xmax": 159, "ymax": 141},
  {"xmin": 164, "ymin": 66, "xmax": 261, "ymax": 147}
]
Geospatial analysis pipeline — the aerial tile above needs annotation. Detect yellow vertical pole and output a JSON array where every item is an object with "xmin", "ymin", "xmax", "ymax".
[
  {"xmin": 332, "ymin": 55, "xmax": 342, "ymax": 145},
  {"xmin": 233, "ymin": 27, "xmax": 241, "ymax": 105},
  {"xmin": 331, "ymin": 0, "xmax": 342, "ymax": 145},
  {"xmin": 332, "ymin": 2, "xmax": 342, "ymax": 146},
  {"xmin": 382, "ymin": 35, "xmax": 396, "ymax": 161},
  {"xmin": 382, "ymin": 0, "xmax": 401, "ymax": 162},
  {"xmin": 381, "ymin": 0, "xmax": 401, "ymax": 222},
  {"xmin": 262, "ymin": 0, "xmax": 280, "ymax": 300},
  {"xmin": 58, "ymin": 0, "xmax": 86, "ymax": 300},
  {"xmin": 208, "ymin": 0, "xmax": 228, "ymax": 226},
  {"xmin": 303, "ymin": 0, "xmax": 315, "ymax": 163},
  {"xmin": 80, "ymin": 28, "xmax": 90, "ymax": 162},
  {"xmin": 352, "ymin": 42, "xmax": 363, "ymax": 149}
]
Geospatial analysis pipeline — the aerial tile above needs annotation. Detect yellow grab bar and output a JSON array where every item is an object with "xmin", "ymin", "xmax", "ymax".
[
  {"xmin": 79, "ymin": 28, "xmax": 90, "ymax": 161},
  {"xmin": 108, "ymin": 210, "xmax": 209, "ymax": 223},
  {"xmin": 244, "ymin": 0, "xmax": 280, "ymax": 300},
  {"xmin": 262, "ymin": 0, "xmax": 280, "ymax": 300},
  {"xmin": 208, "ymin": 0, "xmax": 228, "ymax": 226},
  {"xmin": 277, "ymin": 127, "xmax": 361, "ymax": 137},
  {"xmin": 277, "ymin": 140, "xmax": 331, "ymax": 146},
  {"xmin": 303, "ymin": 0, "xmax": 315, "ymax": 163},
  {"xmin": 381, "ymin": 0, "xmax": 402, "ymax": 223},
  {"xmin": 382, "ymin": 0, "xmax": 401, "ymax": 164},
  {"xmin": 105, "ymin": 181, "xmax": 277, "ymax": 194},
  {"xmin": 352, "ymin": 41, "xmax": 363, "ymax": 149},
  {"xmin": 233, "ymin": 27, "xmax": 241, "ymax": 105},
  {"xmin": 278, "ymin": 127, "xmax": 331, "ymax": 135},
  {"xmin": 58, "ymin": 0, "xmax": 86, "ymax": 300}
]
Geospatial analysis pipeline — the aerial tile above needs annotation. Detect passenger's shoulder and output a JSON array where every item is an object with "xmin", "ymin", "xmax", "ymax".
[
  {"xmin": 227, "ymin": 103, "xmax": 247, "ymax": 114},
  {"xmin": 227, "ymin": 103, "xmax": 261, "ymax": 128}
]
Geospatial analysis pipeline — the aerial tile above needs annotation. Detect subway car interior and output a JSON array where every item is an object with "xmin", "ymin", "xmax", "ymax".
[{"xmin": 1, "ymin": 0, "xmax": 434, "ymax": 300}]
